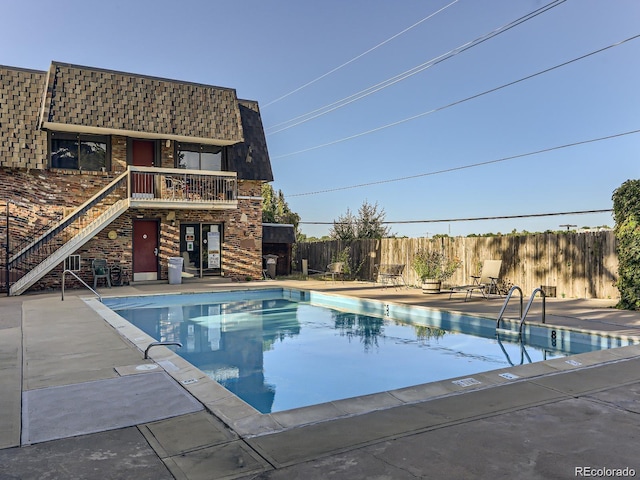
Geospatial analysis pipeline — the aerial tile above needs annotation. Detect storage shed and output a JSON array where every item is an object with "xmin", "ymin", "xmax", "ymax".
[{"xmin": 262, "ymin": 223, "xmax": 296, "ymax": 277}]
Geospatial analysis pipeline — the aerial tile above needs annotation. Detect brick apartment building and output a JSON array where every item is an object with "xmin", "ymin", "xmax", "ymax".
[{"xmin": 0, "ymin": 61, "xmax": 273, "ymax": 294}]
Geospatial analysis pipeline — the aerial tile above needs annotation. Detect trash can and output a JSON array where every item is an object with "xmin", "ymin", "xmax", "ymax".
[
  {"xmin": 168, "ymin": 257, "xmax": 184, "ymax": 285},
  {"xmin": 263, "ymin": 254, "xmax": 278, "ymax": 279}
]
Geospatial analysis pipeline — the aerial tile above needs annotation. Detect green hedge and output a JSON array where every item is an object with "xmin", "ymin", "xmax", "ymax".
[{"xmin": 612, "ymin": 179, "xmax": 640, "ymax": 310}]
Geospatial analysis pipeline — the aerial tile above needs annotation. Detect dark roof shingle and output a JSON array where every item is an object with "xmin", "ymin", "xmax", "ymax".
[
  {"xmin": 228, "ymin": 100, "xmax": 273, "ymax": 181},
  {"xmin": 40, "ymin": 62, "xmax": 244, "ymax": 144}
]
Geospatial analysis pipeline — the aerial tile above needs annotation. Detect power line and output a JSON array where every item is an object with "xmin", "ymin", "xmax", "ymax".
[
  {"xmin": 289, "ymin": 128, "xmax": 640, "ymax": 197},
  {"xmin": 272, "ymin": 33, "xmax": 640, "ymax": 159},
  {"xmin": 266, "ymin": 0, "xmax": 567, "ymax": 135},
  {"xmin": 262, "ymin": 0, "xmax": 460, "ymax": 108},
  {"xmin": 299, "ymin": 209, "xmax": 613, "ymax": 225}
]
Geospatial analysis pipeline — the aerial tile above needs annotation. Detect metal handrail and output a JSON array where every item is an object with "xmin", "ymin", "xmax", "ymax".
[
  {"xmin": 518, "ymin": 287, "xmax": 546, "ymax": 333},
  {"xmin": 495, "ymin": 285, "xmax": 523, "ymax": 330},
  {"xmin": 495, "ymin": 286, "xmax": 546, "ymax": 335},
  {"xmin": 144, "ymin": 341, "xmax": 183, "ymax": 359},
  {"xmin": 496, "ymin": 331, "xmax": 533, "ymax": 366},
  {"xmin": 61, "ymin": 269, "xmax": 102, "ymax": 302}
]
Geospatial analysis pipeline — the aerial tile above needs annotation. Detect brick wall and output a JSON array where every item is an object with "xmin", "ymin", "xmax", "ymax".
[{"xmin": 1, "ymin": 166, "xmax": 265, "ymax": 292}]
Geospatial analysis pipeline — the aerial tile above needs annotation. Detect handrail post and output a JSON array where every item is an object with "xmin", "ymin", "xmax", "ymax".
[
  {"xmin": 61, "ymin": 269, "xmax": 102, "ymax": 302},
  {"xmin": 126, "ymin": 166, "xmax": 131, "ymax": 199},
  {"xmin": 496, "ymin": 285, "xmax": 523, "ymax": 329}
]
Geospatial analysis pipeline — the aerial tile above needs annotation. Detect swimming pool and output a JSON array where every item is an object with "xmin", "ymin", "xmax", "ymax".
[{"xmin": 104, "ymin": 288, "xmax": 635, "ymax": 413}]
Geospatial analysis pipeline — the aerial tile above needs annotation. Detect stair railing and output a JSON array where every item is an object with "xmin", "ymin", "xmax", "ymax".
[{"xmin": 8, "ymin": 170, "xmax": 129, "ymax": 289}]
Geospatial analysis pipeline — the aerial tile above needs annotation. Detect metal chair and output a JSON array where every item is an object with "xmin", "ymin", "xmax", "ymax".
[
  {"xmin": 324, "ymin": 262, "xmax": 344, "ymax": 282},
  {"xmin": 92, "ymin": 259, "xmax": 111, "ymax": 288}
]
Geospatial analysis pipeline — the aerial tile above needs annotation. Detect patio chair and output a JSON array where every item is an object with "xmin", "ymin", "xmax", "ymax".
[
  {"xmin": 91, "ymin": 259, "xmax": 111, "ymax": 288},
  {"xmin": 374, "ymin": 263, "xmax": 407, "ymax": 289},
  {"xmin": 324, "ymin": 262, "xmax": 344, "ymax": 282},
  {"xmin": 163, "ymin": 175, "xmax": 185, "ymax": 199},
  {"xmin": 448, "ymin": 259, "xmax": 502, "ymax": 301}
]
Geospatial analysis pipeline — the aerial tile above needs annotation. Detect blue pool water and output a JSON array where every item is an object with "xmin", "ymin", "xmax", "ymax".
[{"xmin": 104, "ymin": 289, "xmax": 634, "ymax": 413}]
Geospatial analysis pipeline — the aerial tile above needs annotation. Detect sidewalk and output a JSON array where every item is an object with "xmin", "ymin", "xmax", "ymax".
[{"xmin": 1, "ymin": 279, "xmax": 639, "ymax": 479}]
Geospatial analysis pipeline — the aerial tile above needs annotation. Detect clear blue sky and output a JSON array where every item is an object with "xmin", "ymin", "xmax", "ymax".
[{"xmin": 3, "ymin": 0, "xmax": 639, "ymax": 238}]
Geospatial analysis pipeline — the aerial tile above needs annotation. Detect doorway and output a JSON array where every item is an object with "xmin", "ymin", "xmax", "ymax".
[
  {"xmin": 180, "ymin": 223, "xmax": 223, "ymax": 277},
  {"xmin": 133, "ymin": 219, "xmax": 159, "ymax": 281},
  {"xmin": 131, "ymin": 140, "xmax": 156, "ymax": 198}
]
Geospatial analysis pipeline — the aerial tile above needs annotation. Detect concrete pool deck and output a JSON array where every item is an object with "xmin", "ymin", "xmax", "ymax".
[{"xmin": 1, "ymin": 278, "xmax": 640, "ymax": 479}]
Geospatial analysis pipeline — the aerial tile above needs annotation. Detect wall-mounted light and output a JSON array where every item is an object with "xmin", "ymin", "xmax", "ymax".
[{"xmin": 166, "ymin": 139, "xmax": 171, "ymax": 148}]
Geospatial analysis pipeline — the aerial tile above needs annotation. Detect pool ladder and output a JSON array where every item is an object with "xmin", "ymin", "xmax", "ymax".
[
  {"xmin": 495, "ymin": 286, "xmax": 546, "ymax": 337},
  {"xmin": 144, "ymin": 341, "xmax": 183, "ymax": 359}
]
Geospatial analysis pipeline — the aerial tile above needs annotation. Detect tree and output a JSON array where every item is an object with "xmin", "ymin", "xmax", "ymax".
[
  {"xmin": 262, "ymin": 183, "xmax": 277, "ymax": 223},
  {"xmin": 330, "ymin": 200, "xmax": 390, "ymax": 241},
  {"xmin": 329, "ymin": 208, "xmax": 357, "ymax": 242},
  {"xmin": 612, "ymin": 179, "xmax": 640, "ymax": 310},
  {"xmin": 356, "ymin": 200, "xmax": 391, "ymax": 239},
  {"xmin": 261, "ymin": 184, "xmax": 301, "ymax": 238}
]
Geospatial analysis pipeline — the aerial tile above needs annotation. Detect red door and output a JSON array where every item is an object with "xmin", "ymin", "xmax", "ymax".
[
  {"xmin": 133, "ymin": 220, "xmax": 158, "ymax": 281},
  {"xmin": 131, "ymin": 140, "xmax": 155, "ymax": 197}
]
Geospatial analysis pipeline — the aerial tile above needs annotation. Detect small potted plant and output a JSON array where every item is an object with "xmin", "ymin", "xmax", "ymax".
[{"xmin": 412, "ymin": 249, "xmax": 462, "ymax": 294}]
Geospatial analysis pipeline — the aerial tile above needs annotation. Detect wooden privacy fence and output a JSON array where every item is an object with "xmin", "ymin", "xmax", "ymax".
[{"xmin": 294, "ymin": 231, "xmax": 619, "ymax": 299}]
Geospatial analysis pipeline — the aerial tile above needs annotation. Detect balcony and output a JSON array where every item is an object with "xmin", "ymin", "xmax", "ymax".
[{"xmin": 128, "ymin": 166, "xmax": 238, "ymax": 210}]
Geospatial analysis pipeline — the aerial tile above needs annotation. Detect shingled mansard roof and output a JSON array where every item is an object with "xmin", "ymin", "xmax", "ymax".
[
  {"xmin": 228, "ymin": 100, "xmax": 274, "ymax": 181},
  {"xmin": 38, "ymin": 61, "xmax": 245, "ymax": 145},
  {"xmin": 0, "ymin": 66, "xmax": 48, "ymax": 169},
  {"xmin": 1, "ymin": 62, "xmax": 273, "ymax": 176}
]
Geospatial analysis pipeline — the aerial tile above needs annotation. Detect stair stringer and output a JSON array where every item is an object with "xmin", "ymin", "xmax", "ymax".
[{"xmin": 9, "ymin": 199, "xmax": 130, "ymax": 296}]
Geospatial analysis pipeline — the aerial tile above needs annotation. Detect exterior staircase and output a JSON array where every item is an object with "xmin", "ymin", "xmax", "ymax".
[
  {"xmin": 8, "ymin": 171, "xmax": 130, "ymax": 296},
  {"xmin": 9, "ymin": 199, "xmax": 129, "ymax": 295}
]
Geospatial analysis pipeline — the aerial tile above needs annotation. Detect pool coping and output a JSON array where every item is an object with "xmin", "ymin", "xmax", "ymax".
[{"xmin": 85, "ymin": 290, "xmax": 640, "ymax": 438}]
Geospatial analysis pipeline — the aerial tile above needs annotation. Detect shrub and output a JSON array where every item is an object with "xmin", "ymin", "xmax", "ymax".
[
  {"xmin": 412, "ymin": 249, "xmax": 462, "ymax": 282},
  {"xmin": 612, "ymin": 179, "xmax": 640, "ymax": 310}
]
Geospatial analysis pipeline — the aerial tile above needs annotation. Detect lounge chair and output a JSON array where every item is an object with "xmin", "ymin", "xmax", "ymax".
[
  {"xmin": 324, "ymin": 262, "xmax": 344, "ymax": 282},
  {"xmin": 449, "ymin": 260, "xmax": 502, "ymax": 301}
]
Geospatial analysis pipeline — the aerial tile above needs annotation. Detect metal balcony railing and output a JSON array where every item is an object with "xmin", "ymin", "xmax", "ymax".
[{"xmin": 128, "ymin": 166, "xmax": 237, "ymax": 208}]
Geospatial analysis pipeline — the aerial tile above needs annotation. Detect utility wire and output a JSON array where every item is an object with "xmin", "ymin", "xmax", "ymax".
[
  {"xmin": 273, "ymin": 33, "xmax": 640, "ymax": 160},
  {"xmin": 262, "ymin": 0, "xmax": 460, "ymax": 108},
  {"xmin": 289, "ymin": 128, "xmax": 640, "ymax": 197},
  {"xmin": 266, "ymin": 0, "xmax": 566, "ymax": 134},
  {"xmin": 299, "ymin": 209, "xmax": 613, "ymax": 225}
]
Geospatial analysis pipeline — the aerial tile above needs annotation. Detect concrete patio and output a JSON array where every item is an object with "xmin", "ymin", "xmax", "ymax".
[{"xmin": 1, "ymin": 278, "xmax": 639, "ymax": 479}]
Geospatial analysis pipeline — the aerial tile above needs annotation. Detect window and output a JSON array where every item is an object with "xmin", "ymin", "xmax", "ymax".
[
  {"xmin": 177, "ymin": 143, "xmax": 224, "ymax": 171},
  {"xmin": 64, "ymin": 255, "xmax": 81, "ymax": 272},
  {"xmin": 50, "ymin": 132, "xmax": 110, "ymax": 171}
]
